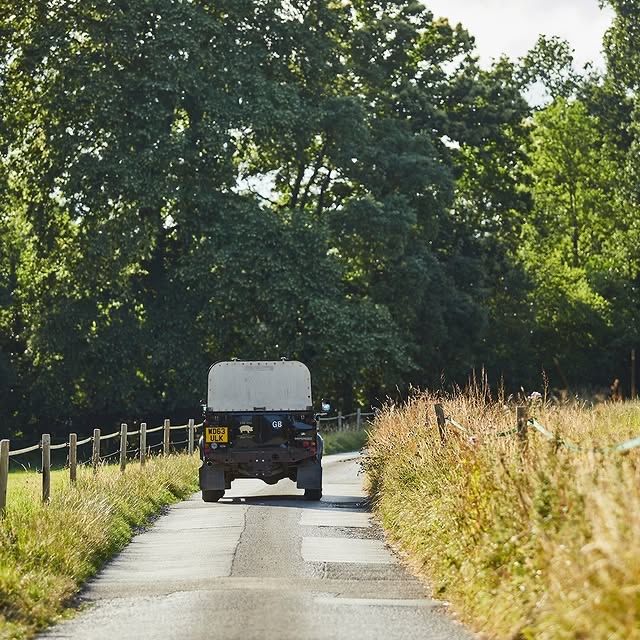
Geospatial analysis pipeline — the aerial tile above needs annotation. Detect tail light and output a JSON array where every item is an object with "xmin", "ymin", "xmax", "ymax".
[{"xmin": 303, "ymin": 440, "xmax": 317, "ymax": 454}]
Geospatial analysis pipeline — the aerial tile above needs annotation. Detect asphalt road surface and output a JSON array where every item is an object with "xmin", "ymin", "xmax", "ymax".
[{"xmin": 41, "ymin": 452, "xmax": 474, "ymax": 640}]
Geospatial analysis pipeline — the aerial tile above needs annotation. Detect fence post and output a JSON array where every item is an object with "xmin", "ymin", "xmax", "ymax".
[
  {"xmin": 163, "ymin": 419, "xmax": 170, "ymax": 456},
  {"xmin": 92, "ymin": 428, "xmax": 101, "ymax": 472},
  {"xmin": 434, "ymin": 404, "xmax": 447, "ymax": 444},
  {"xmin": 42, "ymin": 434, "xmax": 51, "ymax": 503},
  {"xmin": 140, "ymin": 422, "xmax": 147, "ymax": 467},
  {"xmin": 337, "ymin": 411, "xmax": 343, "ymax": 431},
  {"xmin": 69, "ymin": 433, "xmax": 77, "ymax": 483},
  {"xmin": 119, "ymin": 423, "xmax": 127, "ymax": 472},
  {"xmin": 356, "ymin": 408, "xmax": 361, "ymax": 430},
  {"xmin": 188, "ymin": 418, "xmax": 195, "ymax": 455},
  {"xmin": 516, "ymin": 406, "xmax": 528, "ymax": 445},
  {"xmin": 0, "ymin": 439, "xmax": 9, "ymax": 516}
]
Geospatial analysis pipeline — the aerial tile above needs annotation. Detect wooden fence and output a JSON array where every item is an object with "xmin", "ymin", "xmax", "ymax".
[
  {"xmin": 0, "ymin": 408, "xmax": 373, "ymax": 514},
  {"xmin": 0, "ymin": 419, "xmax": 201, "ymax": 514},
  {"xmin": 434, "ymin": 403, "xmax": 640, "ymax": 453},
  {"xmin": 318, "ymin": 408, "xmax": 375, "ymax": 432}
]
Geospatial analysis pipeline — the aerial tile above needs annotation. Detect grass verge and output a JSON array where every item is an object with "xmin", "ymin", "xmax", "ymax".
[
  {"xmin": 0, "ymin": 455, "xmax": 199, "ymax": 640},
  {"xmin": 323, "ymin": 429, "xmax": 368, "ymax": 455},
  {"xmin": 365, "ymin": 391, "xmax": 640, "ymax": 640}
]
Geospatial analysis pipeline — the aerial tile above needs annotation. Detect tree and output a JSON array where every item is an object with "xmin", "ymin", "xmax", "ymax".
[
  {"xmin": 0, "ymin": 0, "xmax": 295, "ymax": 433},
  {"xmin": 603, "ymin": 0, "xmax": 640, "ymax": 92},
  {"xmin": 520, "ymin": 97, "xmax": 639, "ymax": 383}
]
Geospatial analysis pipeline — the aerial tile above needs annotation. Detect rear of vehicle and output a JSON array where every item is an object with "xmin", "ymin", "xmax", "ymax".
[{"xmin": 199, "ymin": 361, "xmax": 323, "ymax": 502}]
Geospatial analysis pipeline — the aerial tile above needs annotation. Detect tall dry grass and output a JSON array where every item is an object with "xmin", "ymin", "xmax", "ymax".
[
  {"xmin": 0, "ymin": 455, "xmax": 199, "ymax": 640},
  {"xmin": 365, "ymin": 389, "xmax": 640, "ymax": 640}
]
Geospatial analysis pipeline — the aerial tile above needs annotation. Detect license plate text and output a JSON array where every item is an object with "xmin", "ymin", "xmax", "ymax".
[{"xmin": 205, "ymin": 427, "xmax": 229, "ymax": 443}]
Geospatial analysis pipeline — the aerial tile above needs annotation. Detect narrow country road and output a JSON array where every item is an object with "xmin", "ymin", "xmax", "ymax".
[{"xmin": 40, "ymin": 453, "xmax": 473, "ymax": 640}]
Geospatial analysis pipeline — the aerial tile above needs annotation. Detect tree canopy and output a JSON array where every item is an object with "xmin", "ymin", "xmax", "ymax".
[{"xmin": 0, "ymin": 0, "xmax": 638, "ymax": 438}]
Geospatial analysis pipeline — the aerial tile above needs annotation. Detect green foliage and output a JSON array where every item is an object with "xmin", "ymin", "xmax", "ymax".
[
  {"xmin": 322, "ymin": 429, "xmax": 368, "ymax": 455},
  {"xmin": 520, "ymin": 35, "xmax": 582, "ymax": 100},
  {"xmin": 519, "ymin": 96, "xmax": 640, "ymax": 380},
  {"xmin": 0, "ymin": 0, "xmax": 639, "ymax": 438},
  {"xmin": 603, "ymin": 0, "xmax": 640, "ymax": 92}
]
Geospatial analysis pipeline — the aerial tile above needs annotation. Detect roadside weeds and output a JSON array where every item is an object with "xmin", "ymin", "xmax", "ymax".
[
  {"xmin": 0, "ymin": 455, "xmax": 199, "ymax": 640},
  {"xmin": 365, "ymin": 393, "xmax": 640, "ymax": 640}
]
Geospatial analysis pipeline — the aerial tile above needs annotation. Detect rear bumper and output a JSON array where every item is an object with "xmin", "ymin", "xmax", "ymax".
[
  {"xmin": 199, "ymin": 447, "xmax": 321, "ymax": 489},
  {"xmin": 205, "ymin": 447, "xmax": 315, "ymax": 466}
]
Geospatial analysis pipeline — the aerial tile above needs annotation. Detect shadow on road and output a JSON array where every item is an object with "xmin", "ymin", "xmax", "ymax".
[{"xmin": 218, "ymin": 495, "xmax": 370, "ymax": 510}]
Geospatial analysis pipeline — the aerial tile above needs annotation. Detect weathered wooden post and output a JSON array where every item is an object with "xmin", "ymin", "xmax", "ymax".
[
  {"xmin": 188, "ymin": 418, "xmax": 195, "ymax": 455},
  {"xmin": 516, "ymin": 406, "xmax": 528, "ymax": 446},
  {"xmin": 140, "ymin": 422, "xmax": 147, "ymax": 466},
  {"xmin": 92, "ymin": 428, "xmax": 101, "ymax": 472},
  {"xmin": 0, "ymin": 439, "xmax": 9, "ymax": 516},
  {"xmin": 356, "ymin": 408, "xmax": 362, "ymax": 430},
  {"xmin": 434, "ymin": 404, "xmax": 447, "ymax": 444},
  {"xmin": 119, "ymin": 423, "xmax": 127, "ymax": 472},
  {"xmin": 42, "ymin": 434, "xmax": 51, "ymax": 503},
  {"xmin": 337, "ymin": 411, "xmax": 343, "ymax": 432},
  {"xmin": 69, "ymin": 433, "xmax": 77, "ymax": 483},
  {"xmin": 163, "ymin": 419, "xmax": 170, "ymax": 456}
]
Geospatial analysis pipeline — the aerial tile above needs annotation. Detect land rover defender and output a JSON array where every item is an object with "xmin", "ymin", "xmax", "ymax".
[{"xmin": 198, "ymin": 360, "xmax": 324, "ymax": 502}]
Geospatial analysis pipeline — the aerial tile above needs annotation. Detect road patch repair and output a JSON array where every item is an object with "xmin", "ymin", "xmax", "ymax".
[
  {"xmin": 39, "ymin": 453, "xmax": 473, "ymax": 640},
  {"xmin": 299, "ymin": 509, "xmax": 371, "ymax": 528}
]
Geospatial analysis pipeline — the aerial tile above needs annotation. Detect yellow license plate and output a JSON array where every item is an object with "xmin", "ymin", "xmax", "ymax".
[{"xmin": 205, "ymin": 427, "xmax": 229, "ymax": 443}]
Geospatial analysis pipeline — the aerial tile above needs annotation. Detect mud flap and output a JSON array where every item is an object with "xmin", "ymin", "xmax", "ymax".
[
  {"xmin": 296, "ymin": 459, "xmax": 322, "ymax": 490},
  {"xmin": 199, "ymin": 463, "xmax": 226, "ymax": 490}
]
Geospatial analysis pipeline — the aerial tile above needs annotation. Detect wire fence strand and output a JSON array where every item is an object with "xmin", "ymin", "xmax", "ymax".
[
  {"xmin": 99, "ymin": 450, "xmax": 120, "ymax": 461},
  {"xmin": 439, "ymin": 407, "xmax": 640, "ymax": 456}
]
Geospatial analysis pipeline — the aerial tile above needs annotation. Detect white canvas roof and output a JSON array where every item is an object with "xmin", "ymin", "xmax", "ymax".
[{"xmin": 207, "ymin": 360, "xmax": 313, "ymax": 412}]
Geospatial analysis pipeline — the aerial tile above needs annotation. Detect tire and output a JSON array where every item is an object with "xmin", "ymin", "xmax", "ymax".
[
  {"xmin": 304, "ymin": 488, "xmax": 322, "ymax": 501},
  {"xmin": 202, "ymin": 489, "xmax": 225, "ymax": 503}
]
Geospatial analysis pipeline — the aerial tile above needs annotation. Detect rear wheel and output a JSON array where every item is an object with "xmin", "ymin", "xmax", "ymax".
[
  {"xmin": 202, "ymin": 489, "xmax": 225, "ymax": 503},
  {"xmin": 304, "ymin": 488, "xmax": 322, "ymax": 501}
]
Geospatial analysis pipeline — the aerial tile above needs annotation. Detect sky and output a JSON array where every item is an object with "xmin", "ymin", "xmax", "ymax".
[{"xmin": 424, "ymin": 0, "xmax": 615, "ymax": 71}]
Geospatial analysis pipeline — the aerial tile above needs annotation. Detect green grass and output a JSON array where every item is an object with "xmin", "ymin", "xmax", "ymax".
[
  {"xmin": 0, "ymin": 455, "xmax": 199, "ymax": 640},
  {"xmin": 323, "ymin": 429, "xmax": 368, "ymax": 454},
  {"xmin": 7, "ymin": 468, "xmax": 70, "ymax": 499},
  {"xmin": 0, "ymin": 434, "xmax": 365, "ymax": 639},
  {"xmin": 366, "ymin": 392, "xmax": 640, "ymax": 640}
]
